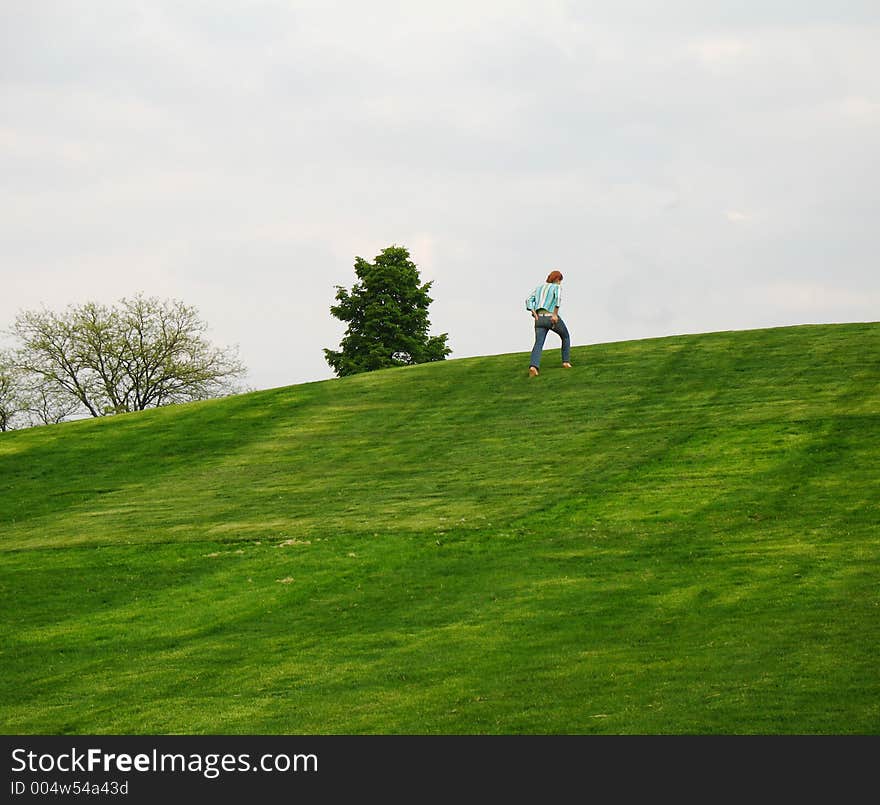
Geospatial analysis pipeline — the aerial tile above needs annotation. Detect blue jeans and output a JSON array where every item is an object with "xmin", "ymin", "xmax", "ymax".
[{"xmin": 530, "ymin": 314, "xmax": 571, "ymax": 369}]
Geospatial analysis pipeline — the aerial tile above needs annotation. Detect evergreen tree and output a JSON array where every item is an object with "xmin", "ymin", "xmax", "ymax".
[{"xmin": 324, "ymin": 245, "xmax": 451, "ymax": 377}]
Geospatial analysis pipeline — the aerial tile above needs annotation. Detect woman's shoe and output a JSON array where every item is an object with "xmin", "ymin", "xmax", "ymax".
[
  {"xmin": 529, "ymin": 366, "xmax": 539, "ymax": 377},
  {"xmin": 562, "ymin": 362, "xmax": 572, "ymax": 369}
]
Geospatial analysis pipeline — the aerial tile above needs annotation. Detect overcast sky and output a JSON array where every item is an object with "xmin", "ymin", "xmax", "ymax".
[{"xmin": 2, "ymin": 1, "xmax": 878, "ymax": 391}]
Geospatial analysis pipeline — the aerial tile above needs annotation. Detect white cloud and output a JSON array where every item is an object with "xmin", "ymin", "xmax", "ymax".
[
  {"xmin": 689, "ymin": 37, "xmax": 751, "ymax": 66},
  {"xmin": 757, "ymin": 282, "xmax": 880, "ymax": 315},
  {"xmin": 725, "ymin": 210, "xmax": 751, "ymax": 222},
  {"xmin": 2, "ymin": 1, "xmax": 878, "ymax": 389}
]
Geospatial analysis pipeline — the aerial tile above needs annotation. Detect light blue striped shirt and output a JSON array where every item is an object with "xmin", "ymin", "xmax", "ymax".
[{"xmin": 526, "ymin": 282, "xmax": 562, "ymax": 313}]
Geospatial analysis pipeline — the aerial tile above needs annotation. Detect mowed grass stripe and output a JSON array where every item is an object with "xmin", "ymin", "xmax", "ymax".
[{"xmin": 1, "ymin": 323, "xmax": 878, "ymax": 733}]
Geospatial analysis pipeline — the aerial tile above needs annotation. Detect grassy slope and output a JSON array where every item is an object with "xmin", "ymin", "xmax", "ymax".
[{"xmin": 0, "ymin": 323, "xmax": 878, "ymax": 734}]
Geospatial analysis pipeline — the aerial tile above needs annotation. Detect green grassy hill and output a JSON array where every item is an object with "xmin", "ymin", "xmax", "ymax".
[{"xmin": 1, "ymin": 323, "xmax": 878, "ymax": 734}]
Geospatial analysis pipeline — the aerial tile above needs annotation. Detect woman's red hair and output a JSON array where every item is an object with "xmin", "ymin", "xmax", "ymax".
[{"xmin": 546, "ymin": 270, "xmax": 563, "ymax": 283}]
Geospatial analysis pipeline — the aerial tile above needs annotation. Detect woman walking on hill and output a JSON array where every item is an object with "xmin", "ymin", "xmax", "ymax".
[{"xmin": 526, "ymin": 270, "xmax": 571, "ymax": 377}]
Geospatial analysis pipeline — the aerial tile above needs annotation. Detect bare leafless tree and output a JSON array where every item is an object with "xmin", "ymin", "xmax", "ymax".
[
  {"xmin": 22, "ymin": 379, "xmax": 84, "ymax": 426},
  {"xmin": 11, "ymin": 295, "xmax": 247, "ymax": 420},
  {"xmin": 0, "ymin": 353, "xmax": 24, "ymax": 431}
]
